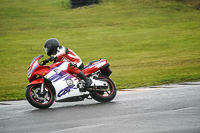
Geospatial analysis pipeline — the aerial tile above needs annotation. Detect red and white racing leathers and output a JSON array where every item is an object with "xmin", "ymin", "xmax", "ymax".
[{"xmin": 53, "ymin": 46, "xmax": 82, "ymax": 76}]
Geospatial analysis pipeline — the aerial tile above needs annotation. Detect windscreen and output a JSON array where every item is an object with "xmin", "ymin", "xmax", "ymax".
[{"xmin": 29, "ymin": 55, "xmax": 44, "ymax": 67}]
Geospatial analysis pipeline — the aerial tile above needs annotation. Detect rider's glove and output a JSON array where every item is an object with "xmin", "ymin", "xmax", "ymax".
[
  {"xmin": 41, "ymin": 56, "xmax": 55, "ymax": 65},
  {"xmin": 41, "ymin": 59, "xmax": 49, "ymax": 65}
]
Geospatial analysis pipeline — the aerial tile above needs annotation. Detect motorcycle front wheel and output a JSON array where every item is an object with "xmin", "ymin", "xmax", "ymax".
[
  {"xmin": 90, "ymin": 76, "xmax": 117, "ymax": 102},
  {"xmin": 26, "ymin": 83, "xmax": 54, "ymax": 109}
]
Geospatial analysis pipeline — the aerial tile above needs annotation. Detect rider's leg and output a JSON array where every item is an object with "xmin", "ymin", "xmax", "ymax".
[{"xmin": 67, "ymin": 63, "xmax": 92, "ymax": 90}]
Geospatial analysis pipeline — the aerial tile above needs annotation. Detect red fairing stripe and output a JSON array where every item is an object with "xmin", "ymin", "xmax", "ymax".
[
  {"xmin": 82, "ymin": 59, "xmax": 107, "ymax": 76},
  {"xmin": 28, "ymin": 78, "xmax": 44, "ymax": 86}
]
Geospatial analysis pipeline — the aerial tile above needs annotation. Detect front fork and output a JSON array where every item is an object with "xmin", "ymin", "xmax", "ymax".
[{"xmin": 40, "ymin": 77, "xmax": 45, "ymax": 94}]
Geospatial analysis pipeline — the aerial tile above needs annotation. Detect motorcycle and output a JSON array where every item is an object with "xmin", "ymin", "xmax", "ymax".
[{"xmin": 26, "ymin": 55, "xmax": 117, "ymax": 109}]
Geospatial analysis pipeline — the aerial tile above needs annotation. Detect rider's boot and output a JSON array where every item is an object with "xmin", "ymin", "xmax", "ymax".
[{"xmin": 77, "ymin": 71, "xmax": 92, "ymax": 91}]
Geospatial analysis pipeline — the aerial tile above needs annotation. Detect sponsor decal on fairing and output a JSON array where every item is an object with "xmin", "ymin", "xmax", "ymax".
[{"xmin": 57, "ymin": 84, "xmax": 77, "ymax": 97}]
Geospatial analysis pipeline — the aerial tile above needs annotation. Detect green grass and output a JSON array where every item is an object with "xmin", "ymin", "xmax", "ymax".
[{"xmin": 0, "ymin": 0, "xmax": 200, "ymax": 101}]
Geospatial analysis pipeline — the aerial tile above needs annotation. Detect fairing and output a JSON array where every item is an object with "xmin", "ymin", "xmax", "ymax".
[{"xmin": 82, "ymin": 59, "xmax": 107, "ymax": 76}]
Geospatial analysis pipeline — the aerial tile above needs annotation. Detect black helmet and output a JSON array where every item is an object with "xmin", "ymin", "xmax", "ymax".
[{"xmin": 44, "ymin": 38, "xmax": 59, "ymax": 56}]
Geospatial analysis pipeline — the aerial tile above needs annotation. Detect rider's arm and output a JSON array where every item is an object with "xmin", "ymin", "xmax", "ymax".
[{"xmin": 53, "ymin": 46, "xmax": 68, "ymax": 62}]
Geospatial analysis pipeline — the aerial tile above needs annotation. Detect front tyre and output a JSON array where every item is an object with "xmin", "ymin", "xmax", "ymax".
[
  {"xmin": 90, "ymin": 76, "xmax": 117, "ymax": 102},
  {"xmin": 26, "ymin": 84, "xmax": 54, "ymax": 109}
]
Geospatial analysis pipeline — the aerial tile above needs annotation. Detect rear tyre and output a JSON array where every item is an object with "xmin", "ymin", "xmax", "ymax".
[
  {"xmin": 90, "ymin": 76, "xmax": 116, "ymax": 102},
  {"xmin": 26, "ymin": 84, "xmax": 54, "ymax": 109}
]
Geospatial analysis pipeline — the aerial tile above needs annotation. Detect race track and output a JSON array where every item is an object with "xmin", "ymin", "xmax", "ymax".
[{"xmin": 0, "ymin": 82, "xmax": 200, "ymax": 133}]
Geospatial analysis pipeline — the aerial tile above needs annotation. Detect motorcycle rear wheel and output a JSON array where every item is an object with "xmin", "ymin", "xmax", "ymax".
[
  {"xmin": 90, "ymin": 76, "xmax": 117, "ymax": 102},
  {"xmin": 26, "ymin": 84, "xmax": 54, "ymax": 109}
]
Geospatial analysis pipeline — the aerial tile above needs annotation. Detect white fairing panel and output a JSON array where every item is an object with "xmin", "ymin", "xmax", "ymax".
[{"xmin": 45, "ymin": 68, "xmax": 89, "ymax": 102}]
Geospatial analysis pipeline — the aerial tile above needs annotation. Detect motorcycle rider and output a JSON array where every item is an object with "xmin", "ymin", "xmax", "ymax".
[{"xmin": 43, "ymin": 38, "xmax": 92, "ymax": 91}]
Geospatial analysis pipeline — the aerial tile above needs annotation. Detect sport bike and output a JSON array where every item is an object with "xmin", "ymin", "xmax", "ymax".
[{"xmin": 26, "ymin": 55, "xmax": 116, "ymax": 109}]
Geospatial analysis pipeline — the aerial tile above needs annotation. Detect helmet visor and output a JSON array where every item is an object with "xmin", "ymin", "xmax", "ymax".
[{"xmin": 44, "ymin": 48, "xmax": 48, "ymax": 54}]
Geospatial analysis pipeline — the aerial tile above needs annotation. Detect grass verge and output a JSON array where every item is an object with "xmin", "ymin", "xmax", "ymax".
[{"xmin": 0, "ymin": 0, "xmax": 200, "ymax": 101}]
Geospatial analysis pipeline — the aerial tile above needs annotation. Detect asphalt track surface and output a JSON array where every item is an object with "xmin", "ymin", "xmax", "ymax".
[{"xmin": 0, "ymin": 82, "xmax": 200, "ymax": 133}]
